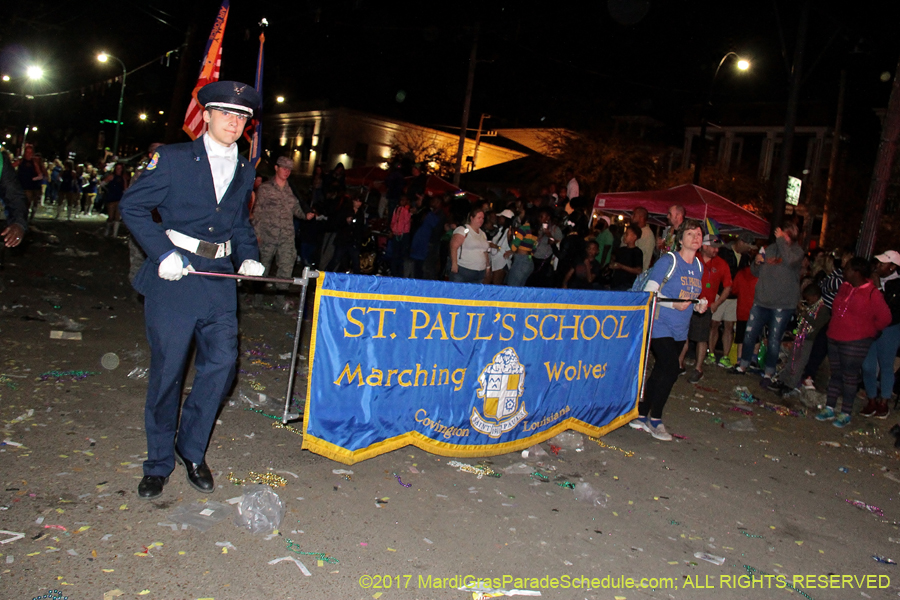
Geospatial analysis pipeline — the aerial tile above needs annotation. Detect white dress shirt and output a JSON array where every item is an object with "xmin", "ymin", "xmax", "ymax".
[{"xmin": 203, "ymin": 133, "xmax": 238, "ymax": 203}]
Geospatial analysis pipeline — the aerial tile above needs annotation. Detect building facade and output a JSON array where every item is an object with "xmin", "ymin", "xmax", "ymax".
[{"xmin": 265, "ymin": 107, "xmax": 528, "ymax": 176}]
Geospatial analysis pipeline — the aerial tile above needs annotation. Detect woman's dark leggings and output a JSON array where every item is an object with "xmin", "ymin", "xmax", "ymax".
[
  {"xmin": 826, "ymin": 337, "xmax": 874, "ymax": 415},
  {"xmin": 639, "ymin": 336, "xmax": 683, "ymax": 419}
]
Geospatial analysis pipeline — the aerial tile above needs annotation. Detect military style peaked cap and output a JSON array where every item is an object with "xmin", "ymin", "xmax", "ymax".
[{"xmin": 197, "ymin": 81, "xmax": 260, "ymax": 117}]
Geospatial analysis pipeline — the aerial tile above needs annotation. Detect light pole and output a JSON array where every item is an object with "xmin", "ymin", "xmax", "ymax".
[
  {"xmin": 97, "ymin": 52, "xmax": 126, "ymax": 157},
  {"xmin": 20, "ymin": 65, "xmax": 44, "ymax": 153},
  {"xmin": 693, "ymin": 52, "xmax": 750, "ymax": 185}
]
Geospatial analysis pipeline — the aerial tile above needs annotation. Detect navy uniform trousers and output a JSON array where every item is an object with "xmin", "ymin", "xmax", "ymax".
[
  {"xmin": 142, "ymin": 291, "xmax": 238, "ymax": 475},
  {"xmin": 121, "ymin": 137, "xmax": 258, "ymax": 477}
]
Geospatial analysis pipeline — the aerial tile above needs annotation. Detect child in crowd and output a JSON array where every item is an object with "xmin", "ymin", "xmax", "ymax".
[
  {"xmin": 607, "ymin": 224, "xmax": 644, "ymax": 290},
  {"xmin": 771, "ymin": 284, "xmax": 830, "ymax": 396},
  {"xmin": 562, "ymin": 240, "xmax": 601, "ymax": 289}
]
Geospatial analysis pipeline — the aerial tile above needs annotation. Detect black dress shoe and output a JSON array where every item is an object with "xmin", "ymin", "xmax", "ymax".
[
  {"xmin": 174, "ymin": 448, "xmax": 215, "ymax": 493},
  {"xmin": 138, "ymin": 475, "xmax": 168, "ymax": 500}
]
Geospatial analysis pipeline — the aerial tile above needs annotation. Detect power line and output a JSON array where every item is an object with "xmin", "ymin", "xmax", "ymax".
[{"xmin": 0, "ymin": 46, "xmax": 184, "ymax": 99}]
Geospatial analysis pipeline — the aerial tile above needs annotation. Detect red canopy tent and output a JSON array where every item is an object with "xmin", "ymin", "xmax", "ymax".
[
  {"xmin": 593, "ymin": 184, "xmax": 770, "ymax": 237},
  {"xmin": 344, "ymin": 165, "xmax": 389, "ymax": 188}
]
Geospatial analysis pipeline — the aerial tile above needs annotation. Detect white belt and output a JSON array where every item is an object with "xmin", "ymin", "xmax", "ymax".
[{"xmin": 166, "ymin": 229, "xmax": 232, "ymax": 259}]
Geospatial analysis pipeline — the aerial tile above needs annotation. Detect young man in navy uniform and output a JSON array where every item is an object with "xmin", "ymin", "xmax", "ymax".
[{"xmin": 121, "ymin": 81, "xmax": 265, "ymax": 499}]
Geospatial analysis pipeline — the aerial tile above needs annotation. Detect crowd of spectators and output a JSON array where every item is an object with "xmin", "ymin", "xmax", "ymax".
[
  {"xmin": 3, "ymin": 143, "xmax": 127, "ymax": 235},
  {"xmin": 280, "ymin": 161, "xmax": 661, "ymax": 295}
]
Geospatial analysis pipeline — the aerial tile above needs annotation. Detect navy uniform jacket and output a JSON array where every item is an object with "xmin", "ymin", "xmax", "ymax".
[{"xmin": 120, "ymin": 137, "xmax": 259, "ymax": 316}]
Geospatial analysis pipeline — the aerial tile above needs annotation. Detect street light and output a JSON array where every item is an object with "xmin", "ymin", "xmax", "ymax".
[
  {"xmin": 97, "ymin": 52, "xmax": 127, "ymax": 157},
  {"xmin": 139, "ymin": 113, "xmax": 148, "ymax": 121},
  {"xmin": 693, "ymin": 52, "xmax": 751, "ymax": 185},
  {"xmin": 26, "ymin": 65, "xmax": 44, "ymax": 80},
  {"xmin": 276, "ymin": 96, "xmax": 285, "ymax": 103}
]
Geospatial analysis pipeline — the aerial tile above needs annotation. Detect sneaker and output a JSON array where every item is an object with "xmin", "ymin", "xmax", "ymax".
[
  {"xmin": 782, "ymin": 387, "xmax": 801, "ymax": 398},
  {"xmin": 859, "ymin": 399, "xmax": 878, "ymax": 418},
  {"xmin": 678, "ymin": 367, "xmax": 686, "ymax": 376},
  {"xmin": 875, "ymin": 402, "xmax": 890, "ymax": 420},
  {"xmin": 704, "ymin": 353, "xmax": 717, "ymax": 366},
  {"xmin": 648, "ymin": 421, "xmax": 673, "ymax": 441},
  {"xmin": 717, "ymin": 356, "xmax": 733, "ymax": 368},
  {"xmin": 815, "ymin": 406, "xmax": 836, "ymax": 422},
  {"xmin": 729, "ymin": 366, "xmax": 746, "ymax": 375},
  {"xmin": 833, "ymin": 413, "xmax": 851, "ymax": 428},
  {"xmin": 685, "ymin": 358, "xmax": 696, "ymax": 367},
  {"xmin": 759, "ymin": 375, "xmax": 773, "ymax": 389},
  {"xmin": 801, "ymin": 376, "xmax": 816, "ymax": 390},
  {"xmin": 628, "ymin": 418, "xmax": 651, "ymax": 433},
  {"xmin": 688, "ymin": 370, "xmax": 704, "ymax": 384},
  {"xmin": 766, "ymin": 378, "xmax": 785, "ymax": 392}
]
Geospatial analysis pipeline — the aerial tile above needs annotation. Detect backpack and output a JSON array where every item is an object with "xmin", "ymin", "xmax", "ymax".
[
  {"xmin": 631, "ymin": 251, "xmax": 678, "ymax": 292},
  {"xmin": 630, "ymin": 251, "xmax": 702, "ymax": 295}
]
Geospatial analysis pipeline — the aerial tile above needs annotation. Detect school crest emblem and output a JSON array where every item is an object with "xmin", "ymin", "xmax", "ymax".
[{"xmin": 471, "ymin": 348, "xmax": 527, "ymax": 438}]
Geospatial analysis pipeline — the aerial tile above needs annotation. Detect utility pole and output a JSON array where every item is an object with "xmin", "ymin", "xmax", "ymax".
[
  {"xmin": 819, "ymin": 69, "xmax": 846, "ymax": 248},
  {"xmin": 165, "ymin": 21, "xmax": 200, "ymax": 143},
  {"xmin": 453, "ymin": 25, "xmax": 479, "ymax": 186},
  {"xmin": 772, "ymin": 0, "xmax": 810, "ymax": 236},
  {"xmin": 472, "ymin": 113, "xmax": 491, "ymax": 171},
  {"xmin": 857, "ymin": 51, "xmax": 900, "ymax": 258}
]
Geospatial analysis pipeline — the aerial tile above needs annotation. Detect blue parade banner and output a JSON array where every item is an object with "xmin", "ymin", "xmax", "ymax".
[{"xmin": 301, "ymin": 273, "xmax": 653, "ymax": 464}]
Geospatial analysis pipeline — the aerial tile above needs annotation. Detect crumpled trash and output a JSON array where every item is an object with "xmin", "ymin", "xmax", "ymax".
[
  {"xmin": 48, "ymin": 315, "xmax": 85, "ymax": 332},
  {"xmin": 127, "ymin": 367, "xmax": 149, "ymax": 379},
  {"xmin": 725, "ymin": 418, "xmax": 756, "ymax": 432},
  {"xmin": 550, "ymin": 431, "xmax": 584, "ymax": 450},
  {"xmin": 238, "ymin": 389, "xmax": 271, "ymax": 408},
  {"xmin": 234, "ymin": 484, "xmax": 285, "ymax": 534},
  {"xmin": 733, "ymin": 385, "xmax": 757, "ymax": 404},
  {"xmin": 694, "ymin": 551, "xmax": 726, "ymax": 565},
  {"xmin": 521, "ymin": 444, "xmax": 548, "ymax": 459},
  {"xmin": 502, "ymin": 462, "xmax": 535, "ymax": 475},
  {"xmin": 573, "ymin": 482, "xmax": 607, "ymax": 507},
  {"xmin": 856, "ymin": 446, "xmax": 885, "ymax": 457},
  {"xmin": 168, "ymin": 501, "xmax": 231, "ymax": 532}
]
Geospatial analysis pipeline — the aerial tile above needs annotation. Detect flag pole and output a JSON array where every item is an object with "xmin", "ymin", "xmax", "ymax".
[
  {"xmin": 248, "ymin": 26, "xmax": 266, "ymax": 167},
  {"xmin": 182, "ymin": 0, "xmax": 230, "ymax": 140}
]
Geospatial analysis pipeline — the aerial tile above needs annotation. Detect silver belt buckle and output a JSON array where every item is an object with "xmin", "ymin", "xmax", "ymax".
[{"xmin": 196, "ymin": 240, "xmax": 219, "ymax": 259}]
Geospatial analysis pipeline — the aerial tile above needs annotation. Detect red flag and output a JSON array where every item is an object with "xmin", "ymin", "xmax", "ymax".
[{"xmin": 182, "ymin": 1, "xmax": 230, "ymax": 140}]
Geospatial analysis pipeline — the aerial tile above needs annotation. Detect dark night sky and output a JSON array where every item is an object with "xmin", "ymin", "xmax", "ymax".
[{"xmin": 2, "ymin": 0, "xmax": 899, "ymax": 159}]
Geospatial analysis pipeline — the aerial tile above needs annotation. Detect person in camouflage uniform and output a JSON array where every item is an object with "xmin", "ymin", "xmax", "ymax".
[{"xmin": 252, "ymin": 156, "xmax": 312, "ymax": 309}]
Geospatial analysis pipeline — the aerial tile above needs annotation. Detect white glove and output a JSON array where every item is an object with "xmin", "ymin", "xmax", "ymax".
[
  {"xmin": 158, "ymin": 251, "xmax": 193, "ymax": 281},
  {"xmin": 238, "ymin": 259, "xmax": 265, "ymax": 277}
]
